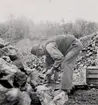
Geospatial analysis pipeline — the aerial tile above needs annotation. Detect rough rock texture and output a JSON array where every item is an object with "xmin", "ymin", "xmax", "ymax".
[
  {"xmin": 66, "ymin": 89, "xmax": 98, "ymax": 105},
  {"xmin": 73, "ymin": 35, "xmax": 98, "ymax": 85},
  {"xmin": 0, "ymin": 35, "xmax": 98, "ymax": 105}
]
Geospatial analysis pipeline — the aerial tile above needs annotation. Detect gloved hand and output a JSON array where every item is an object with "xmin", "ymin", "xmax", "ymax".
[
  {"xmin": 44, "ymin": 68, "xmax": 54, "ymax": 83},
  {"xmin": 46, "ymin": 68, "xmax": 54, "ymax": 77}
]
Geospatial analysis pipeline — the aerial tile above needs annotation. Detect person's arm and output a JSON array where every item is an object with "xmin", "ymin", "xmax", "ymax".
[{"xmin": 46, "ymin": 42, "xmax": 64, "ymax": 71}]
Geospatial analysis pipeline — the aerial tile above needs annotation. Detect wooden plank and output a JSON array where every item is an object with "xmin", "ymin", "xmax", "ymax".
[
  {"xmin": 87, "ymin": 79, "xmax": 98, "ymax": 84},
  {"xmin": 87, "ymin": 81, "xmax": 98, "ymax": 85},
  {"xmin": 87, "ymin": 78, "xmax": 98, "ymax": 82},
  {"xmin": 87, "ymin": 66, "xmax": 98, "ymax": 70},
  {"xmin": 87, "ymin": 74, "xmax": 98, "ymax": 78},
  {"xmin": 86, "ymin": 66, "xmax": 98, "ymax": 86},
  {"xmin": 87, "ymin": 70, "xmax": 98, "ymax": 74},
  {"xmin": 88, "ymin": 82, "xmax": 98, "ymax": 85}
]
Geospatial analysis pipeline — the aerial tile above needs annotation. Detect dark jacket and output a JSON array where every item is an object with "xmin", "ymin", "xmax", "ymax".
[
  {"xmin": 42, "ymin": 35, "xmax": 81, "ymax": 69},
  {"xmin": 44, "ymin": 35, "xmax": 76, "ymax": 56}
]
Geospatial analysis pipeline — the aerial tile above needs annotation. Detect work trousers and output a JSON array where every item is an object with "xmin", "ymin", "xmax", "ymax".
[{"xmin": 61, "ymin": 39, "xmax": 82, "ymax": 90}]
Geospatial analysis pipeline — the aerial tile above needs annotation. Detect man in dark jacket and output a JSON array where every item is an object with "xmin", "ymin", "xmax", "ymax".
[{"xmin": 31, "ymin": 34, "xmax": 83, "ymax": 102}]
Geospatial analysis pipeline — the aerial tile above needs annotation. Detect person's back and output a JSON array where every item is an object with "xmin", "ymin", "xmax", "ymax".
[{"xmin": 44, "ymin": 35, "xmax": 76, "ymax": 55}]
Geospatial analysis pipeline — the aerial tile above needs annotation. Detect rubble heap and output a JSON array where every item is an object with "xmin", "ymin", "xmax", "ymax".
[
  {"xmin": 0, "ymin": 34, "xmax": 98, "ymax": 105},
  {"xmin": 76, "ymin": 36, "xmax": 98, "ymax": 69},
  {"xmin": 0, "ymin": 38, "xmax": 42, "ymax": 105},
  {"xmin": 73, "ymin": 34, "xmax": 98, "ymax": 85}
]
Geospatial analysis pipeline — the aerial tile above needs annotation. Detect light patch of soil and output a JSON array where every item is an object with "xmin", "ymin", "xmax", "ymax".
[{"xmin": 66, "ymin": 88, "xmax": 98, "ymax": 105}]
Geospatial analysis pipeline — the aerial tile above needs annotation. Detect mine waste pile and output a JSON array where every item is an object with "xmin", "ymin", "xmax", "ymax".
[
  {"xmin": 0, "ymin": 35, "xmax": 98, "ymax": 105},
  {"xmin": 73, "ymin": 35, "xmax": 98, "ymax": 85}
]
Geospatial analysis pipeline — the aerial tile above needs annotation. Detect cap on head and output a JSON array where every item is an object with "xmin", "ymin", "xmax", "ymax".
[{"xmin": 31, "ymin": 44, "xmax": 39, "ymax": 55}]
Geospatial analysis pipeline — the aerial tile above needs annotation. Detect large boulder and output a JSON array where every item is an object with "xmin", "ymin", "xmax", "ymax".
[
  {"xmin": 0, "ymin": 38, "xmax": 9, "ymax": 57},
  {"xmin": 2, "ymin": 45, "xmax": 26, "ymax": 72},
  {"xmin": 0, "ymin": 88, "xmax": 31, "ymax": 105},
  {"xmin": 13, "ymin": 71, "xmax": 27, "ymax": 89},
  {"xmin": 2, "ymin": 45, "xmax": 19, "ymax": 60},
  {"xmin": 0, "ymin": 38, "xmax": 9, "ymax": 48},
  {"xmin": 0, "ymin": 58, "xmax": 20, "ymax": 87}
]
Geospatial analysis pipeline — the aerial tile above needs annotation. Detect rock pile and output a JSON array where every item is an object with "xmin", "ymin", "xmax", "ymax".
[
  {"xmin": 76, "ymin": 36, "xmax": 97, "ymax": 68},
  {"xmin": 0, "ymin": 33, "xmax": 98, "ymax": 105},
  {"xmin": 0, "ymin": 38, "xmax": 42, "ymax": 105},
  {"xmin": 73, "ymin": 34, "xmax": 98, "ymax": 85}
]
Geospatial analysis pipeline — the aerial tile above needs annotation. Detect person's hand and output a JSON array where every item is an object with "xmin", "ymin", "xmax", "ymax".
[
  {"xmin": 46, "ymin": 68, "xmax": 54, "ymax": 77},
  {"xmin": 44, "ymin": 68, "xmax": 54, "ymax": 83}
]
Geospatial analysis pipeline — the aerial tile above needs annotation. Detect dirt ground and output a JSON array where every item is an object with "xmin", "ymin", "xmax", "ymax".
[
  {"xmin": 66, "ymin": 88, "xmax": 98, "ymax": 105},
  {"xmin": 0, "ymin": 85, "xmax": 98, "ymax": 105}
]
